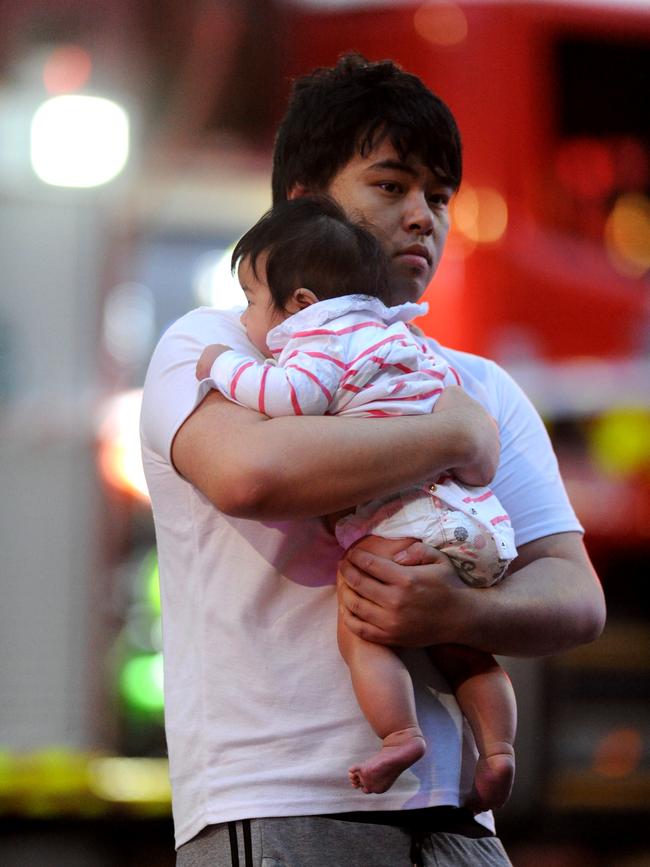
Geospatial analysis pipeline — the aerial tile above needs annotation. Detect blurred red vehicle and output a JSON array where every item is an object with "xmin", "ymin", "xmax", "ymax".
[{"xmin": 282, "ymin": 1, "xmax": 650, "ymax": 362}]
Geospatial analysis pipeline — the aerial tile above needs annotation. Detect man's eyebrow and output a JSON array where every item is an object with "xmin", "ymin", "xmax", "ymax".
[
  {"xmin": 365, "ymin": 159, "xmax": 417, "ymax": 177},
  {"xmin": 366, "ymin": 159, "xmax": 453, "ymax": 189}
]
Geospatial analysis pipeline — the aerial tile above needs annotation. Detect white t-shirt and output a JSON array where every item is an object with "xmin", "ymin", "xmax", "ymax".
[{"xmin": 140, "ymin": 306, "xmax": 583, "ymax": 848}]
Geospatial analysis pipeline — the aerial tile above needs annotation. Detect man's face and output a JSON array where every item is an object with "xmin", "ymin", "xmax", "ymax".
[{"xmin": 322, "ymin": 138, "xmax": 454, "ymax": 304}]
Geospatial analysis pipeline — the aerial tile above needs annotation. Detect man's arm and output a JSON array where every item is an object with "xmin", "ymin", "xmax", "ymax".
[
  {"xmin": 337, "ymin": 531, "xmax": 606, "ymax": 656},
  {"xmin": 171, "ymin": 385, "xmax": 499, "ymax": 519}
]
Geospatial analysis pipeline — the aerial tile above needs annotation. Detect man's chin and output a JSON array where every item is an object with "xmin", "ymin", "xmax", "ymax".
[
  {"xmin": 387, "ymin": 263, "xmax": 432, "ymax": 305},
  {"xmin": 387, "ymin": 277, "xmax": 429, "ymax": 306}
]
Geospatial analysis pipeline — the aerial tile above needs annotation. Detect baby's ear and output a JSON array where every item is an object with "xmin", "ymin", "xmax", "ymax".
[{"xmin": 286, "ymin": 287, "xmax": 319, "ymax": 313}]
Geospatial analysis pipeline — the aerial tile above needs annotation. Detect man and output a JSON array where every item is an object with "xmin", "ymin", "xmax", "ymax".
[{"xmin": 141, "ymin": 55, "xmax": 605, "ymax": 866}]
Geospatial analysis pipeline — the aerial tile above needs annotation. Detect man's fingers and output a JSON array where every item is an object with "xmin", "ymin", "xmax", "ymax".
[
  {"xmin": 338, "ymin": 577, "xmax": 391, "ymax": 623},
  {"xmin": 337, "ymin": 557, "xmax": 393, "ymax": 603},
  {"xmin": 339, "ymin": 605, "xmax": 393, "ymax": 646},
  {"xmin": 393, "ymin": 541, "xmax": 449, "ymax": 567},
  {"xmin": 345, "ymin": 545, "xmax": 411, "ymax": 587}
]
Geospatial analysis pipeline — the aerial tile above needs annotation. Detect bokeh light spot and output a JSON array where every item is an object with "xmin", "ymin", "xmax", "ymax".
[
  {"xmin": 88, "ymin": 757, "xmax": 171, "ymax": 803},
  {"xmin": 193, "ymin": 245, "xmax": 245, "ymax": 309},
  {"xmin": 593, "ymin": 727, "xmax": 643, "ymax": 779},
  {"xmin": 119, "ymin": 653, "xmax": 164, "ymax": 714},
  {"xmin": 98, "ymin": 389, "xmax": 149, "ymax": 503},
  {"xmin": 451, "ymin": 184, "xmax": 508, "ymax": 244},
  {"xmin": 103, "ymin": 283, "xmax": 155, "ymax": 366},
  {"xmin": 141, "ymin": 549, "xmax": 161, "ymax": 616},
  {"xmin": 414, "ymin": 2, "xmax": 468, "ymax": 47},
  {"xmin": 589, "ymin": 407, "xmax": 650, "ymax": 476},
  {"xmin": 604, "ymin": 193, "xmax": 650, "ymax": 278},
  {"xmin": 31, "ymin": 95, "xmax": 129, "ymax": 188},
  {"xmin": 43, "ymin": 45, "xmax": 92, "ymax": 94}
]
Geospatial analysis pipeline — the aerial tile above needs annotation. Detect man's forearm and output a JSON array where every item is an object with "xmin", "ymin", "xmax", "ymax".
[
  {"xmin": 465, "ymin": 535, "xmax": 606, "ymax": 656},
  {"xmin": 172, "ymin": 388, "xmax": 497, "ymax": 520},
  {"xmin": 337, "ymin": 532, "xmax": 606, "ymax": 657}
]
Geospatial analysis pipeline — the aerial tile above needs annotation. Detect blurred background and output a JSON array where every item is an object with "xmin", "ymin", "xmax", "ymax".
[{"xmin": 0, "ymin": 0, "xmax": 648, "ymax": 864}]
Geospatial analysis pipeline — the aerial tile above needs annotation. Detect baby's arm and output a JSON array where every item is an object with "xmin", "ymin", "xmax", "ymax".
[
  {"xmin": 200, "ymin": 345, "xmax": 344, "ymax": 417},
  {"xmin": 196, "ymin": 344, "xmax": 231, "ymax": 380}
]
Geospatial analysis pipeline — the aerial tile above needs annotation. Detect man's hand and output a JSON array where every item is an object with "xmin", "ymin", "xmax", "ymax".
[
  {"xmin": 337, "ymin": 536, "xmax": 466, "ymax": 647},
  {"xmin": 196, "ymin": 343, "xmax": 232, "ymax": 380},
  {"xmin": 433, "ymin": 386, "xmax": 500, "ymax": 487},
  {"xmin": 337, "ymin": 532, "xmax": 605, "ymax": 656}
]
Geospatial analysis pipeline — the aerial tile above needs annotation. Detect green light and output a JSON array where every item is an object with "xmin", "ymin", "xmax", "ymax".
[
  {"xmin": 119, "ymin": 653, "xmax": 164, "ymax": 714},
  {"xmin": 139, "ymin": 549, "xmax": 160, "ymax": 615}
]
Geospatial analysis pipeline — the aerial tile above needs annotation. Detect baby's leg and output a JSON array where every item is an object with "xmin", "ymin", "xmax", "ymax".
[
  {"xmin": 337, "ymin": 537, "xmax": 425, "ymax": 794},
  {"xmin": 428, "ymin": 644, "xmax": 516, "ymax": 812}
]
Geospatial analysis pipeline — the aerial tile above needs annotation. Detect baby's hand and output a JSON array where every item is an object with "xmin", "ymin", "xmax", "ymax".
[
  {"xmin": 407, "ymin": 322, "xmax": 426, "ymax": 338},
  {"xmin": 196, "ymin": 343, "xmax": 231, "ymax": 380}
]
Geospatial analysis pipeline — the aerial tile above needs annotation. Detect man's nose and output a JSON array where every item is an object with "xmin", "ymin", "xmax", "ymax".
[
  {"xmin": 403, "ymin": 192, "xmax": 433, "ymax": 235},
  {"xmin": 240, "ymin": 309, "xmax": 247, "ymax": 325}
]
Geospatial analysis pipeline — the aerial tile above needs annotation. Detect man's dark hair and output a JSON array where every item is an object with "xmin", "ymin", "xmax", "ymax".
[
  {"xmin": 272, "ymin": 53, "xmax": 462, "ymax": 204},
  {"xmin": 231, "ymin": 196, "xmax": 390, "ymax": 310}
]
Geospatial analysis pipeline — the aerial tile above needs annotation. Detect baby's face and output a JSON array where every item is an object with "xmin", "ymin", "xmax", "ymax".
[{"xmin": 238, "ymin": 255, "xmax": 286, "ymax": 357}]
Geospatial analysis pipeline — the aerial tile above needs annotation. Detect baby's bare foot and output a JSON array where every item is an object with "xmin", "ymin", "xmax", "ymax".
[
  {"xmin": 467, "ymin": 744, "xmax": 515, "ymax": 812},
  {"xmin": 348, "ymin": 727, "xmax": 426, "ymax": 794}
]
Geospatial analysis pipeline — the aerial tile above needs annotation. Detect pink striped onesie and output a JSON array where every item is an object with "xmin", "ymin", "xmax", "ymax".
[{"xmin": 207, "ymin": 294, "xmax": 517, "ymax": 586}]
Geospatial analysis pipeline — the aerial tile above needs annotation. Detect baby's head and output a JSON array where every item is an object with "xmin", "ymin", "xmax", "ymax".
[{"xmin": 232, "ymin": 196, "xmax": 390, "ymax": 355}]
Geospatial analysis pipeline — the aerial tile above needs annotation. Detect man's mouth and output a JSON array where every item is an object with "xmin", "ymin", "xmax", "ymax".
[{"xmin": 394, "ymin": 245, "xmax": 432, "ymax": 268}]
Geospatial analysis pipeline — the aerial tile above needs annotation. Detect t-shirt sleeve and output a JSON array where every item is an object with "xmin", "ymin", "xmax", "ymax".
[
  {"xmin": 140, "ymin": 308, "xmax": 249, "ymax": 466},
  {"xmin": 487, "ymin": 361, "xmax": 583, "ymax": 546}
]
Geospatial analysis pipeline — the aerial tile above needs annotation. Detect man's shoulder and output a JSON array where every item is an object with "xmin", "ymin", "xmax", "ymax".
[
  {"xmin": 426, "ymin": 339, "xmax": 503, "ymax": 381},
  {"xmin": 424, "ymin": 338, "xmax": 529, "ymax": 416},
  {"xmin": 149, "ymin": 305, "xmax": 253, "ymax": 365},
  {"xmin": 162, "ymin": 305, "xmax": 244, "ymax": 340}
]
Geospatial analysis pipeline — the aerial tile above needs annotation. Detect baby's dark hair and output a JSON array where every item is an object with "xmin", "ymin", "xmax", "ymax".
[
  {"xmin": 272, "ymin": 52, "xmax": 462, "ymax": 204},
  {"xmin": 231, "ymin": 196, "xmax": 390, "ymax": 311}
]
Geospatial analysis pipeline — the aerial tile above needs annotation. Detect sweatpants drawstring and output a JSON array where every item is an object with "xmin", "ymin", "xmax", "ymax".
[{"xmin": 410, "ymin": 828, "xmax": 426, "ymax": 866}]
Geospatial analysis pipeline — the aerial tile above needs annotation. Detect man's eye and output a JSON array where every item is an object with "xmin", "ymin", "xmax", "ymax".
[
  {"xmin": 379, "ymin": 182, "xmax": 401, "ymax": 194},
  {"xmin": 428, "ymin": 193, "xmax": 450, "ymax": 207}
]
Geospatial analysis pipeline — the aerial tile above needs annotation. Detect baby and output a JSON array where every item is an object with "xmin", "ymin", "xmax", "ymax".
[{"xmin": 196, "ymin": 196, "xmax": 517, "ymax": 811}]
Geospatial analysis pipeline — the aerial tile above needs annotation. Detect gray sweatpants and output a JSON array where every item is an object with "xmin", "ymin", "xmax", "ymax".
[{"xmin": 176, "ymin": 815, "xmax": 512, "ymax": 867}]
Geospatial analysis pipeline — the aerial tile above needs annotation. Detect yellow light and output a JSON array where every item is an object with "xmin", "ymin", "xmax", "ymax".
[
  {"xmin": 140, "ymin": 548, "xmax": 161, "ymax": 615},
  {"xmin": 604, "ymin": 193, "xmax": 650, "ymax": 278},
  {"xmin": 87, "ymin": 757, "xmax": 171, "ymax": 803},
  {"xmin": 452, "ymin": 184, "xmax": 508, "ymax": 244},
  {"xmin": 589, "ymin": 407, "xmax": 650, "ymax": 476},
  {"xmin": 98, "ymin": 389, "xmax": 150, "ymax": 503},
  {"xmin": 31, "ymin": 95, "xmax": 129, "ymax": 188},
  {"xmin": 414, "ymin": 2, "xmax": 468, "ymax": 47}
]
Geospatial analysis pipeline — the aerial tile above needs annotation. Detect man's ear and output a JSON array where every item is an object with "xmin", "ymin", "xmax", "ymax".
[{"xmin": 285, "ymin": 287, "xmax": 319, "ymax": 313}]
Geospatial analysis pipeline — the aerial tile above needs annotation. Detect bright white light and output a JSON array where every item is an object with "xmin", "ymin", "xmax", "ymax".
[
  {"xmin": 31, "ymin": 95, "xmax": 129, "ymax": 188},
  {"xmin": 193, "ymin": 245, "xmax": 246, "ymax": 310}
]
